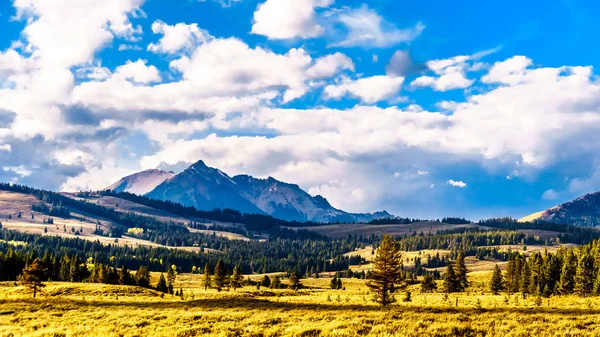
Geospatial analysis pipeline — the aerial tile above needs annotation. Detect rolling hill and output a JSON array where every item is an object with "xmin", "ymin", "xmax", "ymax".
[{"xmin": 519, "ymin": 191, "xmax": 600, "ymax": 227}]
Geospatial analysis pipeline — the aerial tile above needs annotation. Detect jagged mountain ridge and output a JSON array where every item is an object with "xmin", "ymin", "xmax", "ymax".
[
  {"xmin": 105, "ymin": 160, "xmax": 392, "ymax": 222},
  {"xmin": 519, "ymin": 191, "xmax": 600, "ymax": 227}
]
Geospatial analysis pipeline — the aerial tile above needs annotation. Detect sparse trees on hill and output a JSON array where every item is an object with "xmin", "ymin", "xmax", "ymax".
[
  {"xmin": 367, "ymin": 235, "xmax": 404, "ymax": 306},
  {"xmin": 19, "ymin": 258, "xmax": 47, "ymax": 298}
]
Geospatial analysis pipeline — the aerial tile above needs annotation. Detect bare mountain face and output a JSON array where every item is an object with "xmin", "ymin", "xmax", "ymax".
[
  {"xmin": 145, "ymin": 161, "xmax": 264, "ymax": 215},
  {"xmin": 105, "ymin": 169, "xmax": 174, "ymax": 195},
  {"xmin": 106, "ymin": 160, "xmax": 391, "ymax": 223},
  {"xmin": 520, "ymin": 191, "xmax": 600, "ymax": 227}
]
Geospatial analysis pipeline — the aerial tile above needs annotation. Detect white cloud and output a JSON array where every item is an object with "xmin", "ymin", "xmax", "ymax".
[
  {"xmin": 3, "ymin": 165, "xmax": 33, "ymax": 178},
  {"xmin": 75, "ymin": 64, "xmax": 112, "ymax": 81},
  {"xmin": 148, "ymin": 20, "xmax": 212, "ymax": 54},
  {"xmin": 13, "ymin": 0, "xmax": 144, "ymax": 68},
  {"xmin": 323, "ymin": 75, "xmax": 404, "ymax": 103},
  {"xmin": 411, "ymin": 49, "xmax": 501, "ymax": 92},
  {"xmin": 411, "ymin": 73, "xmax": 473, "ymax": 91},
  {"xmin": 251, "ymin": 0, "xmax": 333, "ymax": 40},
  {"xmin": 411, "ymin": 55, "xmax": 474, "ymax": 91},
  {"xmin": 541, "ymin": 189, "xmax": 559, "ymax": 201},
  {"xmin": 447, "ymin": 179, "xmax": 467, "ymax": 188},
  {"xmin": 114, "ymin": 59, "xmax": 161, "ymax": 84},
  {"xmin": 118, "ymin": 44, "xmax": 142, "ymax": 51},
  {"xmin": 329, "ymin": 5, "xmax": 425, "ymax": 48},
  {"xmin": 305, "ymin": 52, "xmax": 354, "ymax": 79},
  {"xmin": 482, "ymin": 56, "xmax": 533, "ymax": 85},
  {"xmin": 0, "ymin": 144, "xmax": 12, "ymax": 152}
]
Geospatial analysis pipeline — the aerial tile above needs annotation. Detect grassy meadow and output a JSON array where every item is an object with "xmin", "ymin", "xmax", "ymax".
[{"xmin": 1, "ymin": 271, "xmax": 600, "ymax": 337}]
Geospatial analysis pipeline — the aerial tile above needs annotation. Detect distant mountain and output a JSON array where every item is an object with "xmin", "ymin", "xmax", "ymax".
[
  {"xmin": 519, "ymin": 191, "xmax": 600, "ymax": 227},
  {"xmin": 234, "ymin": 175, "xmax": 349, "ymax": 222},
  {"xmin": 105, "ymin": 169, "xmax": 174, "ymax": 195},
  {"xmin": 145, "ymin": 161, "xmax": 264, "ymax": 215},
  {"xmin": 106, "ymin": 160, "xmax": 392, "ymax": 223}
]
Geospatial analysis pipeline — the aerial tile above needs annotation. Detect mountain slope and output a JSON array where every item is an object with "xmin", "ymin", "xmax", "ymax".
[
  {"xmin": 232, "ymin": 175, "xmax": 349, "ymax": 222},
  {"xmin": 107, "ymin": 160, "xmax": 392, "ymax": 223},
  {"xmin": 519, "ymin": 191, "xmax": 600, "ymax": 227},
  {"xmin": 145, "ymin": 161, "xmax": 264, "ymax": 215},
  {"xmin": 105, "ymin": 169, "xmax": 174, "ymax": 195}
]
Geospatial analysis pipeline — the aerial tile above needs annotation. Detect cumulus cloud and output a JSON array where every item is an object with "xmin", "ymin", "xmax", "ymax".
[
  {"xmin": 411, "ymin": 55, "xmax": 474, "ymax": 91},
  {"xmin": 148, "ymin": 20, "xmax": 212, "ymax": 54},
  {"xmin": 328, "ymin": 5, "xmax": 425, "ymax": 48},
  {"xmin": 114, "ymin": 59, "xmax": 161, "ymax": 84},
  {"xmin": 251, "ymin": 0, "xmax": 333, "ymax": 40},
  {"xmin": 323, "ymin": 75, "xmax": 404, "ymax": 103},
  {"xmin": 447, "ymin": 180, "xmax": 467, "ymax": 188},
  {"xmin": 410, "ymin": 48, "xmax": 501, "ymax": 92}
]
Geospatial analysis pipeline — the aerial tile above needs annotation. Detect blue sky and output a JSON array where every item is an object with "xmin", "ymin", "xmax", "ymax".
[{"xmin": 1, "ymin": 0, "xmax": 600, "ymax": 220}]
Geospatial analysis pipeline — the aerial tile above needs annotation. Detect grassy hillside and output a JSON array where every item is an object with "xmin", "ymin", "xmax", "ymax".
[{"xmin": 2, "ymin": 274, "xmax": 600, "ymax": 337}]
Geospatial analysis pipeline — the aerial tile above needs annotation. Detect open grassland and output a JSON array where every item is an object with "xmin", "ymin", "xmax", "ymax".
[{"xmin": 2, "ymin": 273, "xmax": 600, "ymax": 337}]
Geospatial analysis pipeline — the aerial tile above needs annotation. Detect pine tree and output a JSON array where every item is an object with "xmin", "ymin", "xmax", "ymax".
[
  {"xmin": 135, "ymin": 266, "xmax": 151, "ymax": 288},
  {"xmin": 330, "ymin": 275, "xmax": 338, "ymax": 290},
  {"xmin": 288, "ymin": 270, "xmax": 302, "ymax": 291},
  {"xmin": 336, "ymin": 277, "xmax": 343, "ymax": 290},
  {"xmin": 231, "ymin": 265, "xmax": 244, "ymax": 290},
  {"xmin": 203, "ymin": 263, "xmax": 212, "ymax": 290},
  {"xmin": 18, "ymin": 258, "xmax": 47, "ymax": 298},
  {"xmin": 119, "ymin": 266, "xmax": 135, "ymax": 286},
  {"xmin": 490, "ymin": 264, "xmax": 504, "ymax": 295},
  {"xmin": 270, "ymin": 275, "xmax": 281, "ymax": 289},
  {"xmin": 420, "ymin": 273, "xmax": 437, "ymax": 293},
  {"xmin": 558, "ymin": 251, "xmax": 577, "ymax": 295},
  {"xmin": 155, "ymin": 273, "xmax": 168, "ymax": 293},
  {"xmin": 520, "ymin": 260, "xmax": 530, "ymax": 296},
  {"xmin": 505, "ymin": 257, "xmax": 515, "ymax": 294},
  {"xmin": 454, "ymin": 251, "xmax": 469, "ymax": 291},
  {"xmin": 575, "ymin": 253, "xmax": 595, "ymax": 296},
  {"xmin": 442, "ymin": 265, "xmax": 459, "ymax": 293},
  {"xmin": 366, "ymin": 235, "xmax": 404, "ymax": 306},
  {"xmin": 213, "ymin": 259, "xmax": 228, "ymax": 292},
  {"xmin": 261, "ymin": 275, "xmax": 271, "ymax": 288},
  {"xmin": 593, "ymin": 270, "xmax": 600, "ymax": 296}
]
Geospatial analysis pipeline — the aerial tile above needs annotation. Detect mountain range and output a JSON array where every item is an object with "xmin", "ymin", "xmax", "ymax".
[{"xmin": 105, "ymin": 160, "xmax": 391, "ymax": 223}]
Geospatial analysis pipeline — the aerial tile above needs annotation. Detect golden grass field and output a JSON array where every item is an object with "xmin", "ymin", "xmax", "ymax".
[{"xmin": 1, "ymin": 271, "xmax": 600, "ymax": 337}]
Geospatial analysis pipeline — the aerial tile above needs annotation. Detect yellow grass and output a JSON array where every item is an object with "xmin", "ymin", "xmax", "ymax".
[{"xmin": 2, "ymin": 272, "xmax": 600, "ymax": 337}]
